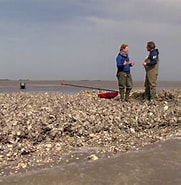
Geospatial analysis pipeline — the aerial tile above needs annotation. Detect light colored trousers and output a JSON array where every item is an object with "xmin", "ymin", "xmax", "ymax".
[{"xmin": 144, "ymin": 63, "xmax": 159, "ymax": 100}]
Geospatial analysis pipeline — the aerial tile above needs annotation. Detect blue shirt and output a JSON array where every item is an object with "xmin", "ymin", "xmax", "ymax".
[{"xmin": 116, "ymin": 52, "xmax": 131, "ymax": 72}]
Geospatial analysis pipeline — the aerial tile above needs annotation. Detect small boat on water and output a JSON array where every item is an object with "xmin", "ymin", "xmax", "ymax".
[{"xmin": 98, "ymin": 91, "xmax": 118, "ymax": 99}]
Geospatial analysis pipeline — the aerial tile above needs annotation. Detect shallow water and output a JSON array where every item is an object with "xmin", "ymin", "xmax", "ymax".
[
  {"xmin": 0, "ymin": 80, "xmax": 180, "ymax": 94},
  {"xmin": 1, "ymin": 134, "xmax": 181, "ymax": 185},
  {"xmin": 0, "ymin": 82, "xmax": 80, "ymax": 94},
  {"xmin": 0, "ymin": 80, "xmax": 118, "ymax": 94}
]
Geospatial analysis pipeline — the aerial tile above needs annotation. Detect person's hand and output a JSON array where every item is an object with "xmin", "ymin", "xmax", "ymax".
[
  {"xmin": 143, "ymin": 58, "xmax": 150, "ymax": 67},
  {"xmin": 130, "ymin": 61, "xmax": 135, "ymax": 66},
  {"xmin": 123, "ymin": 61, "xmax": 128, "ymax": 65},
  {"xmin": 123, "ymin": 61, "xmax": 135, "ymax": 66},
  {"xmin": 142, "ymin": 61, "xmax": 147, "ymax": 66}
]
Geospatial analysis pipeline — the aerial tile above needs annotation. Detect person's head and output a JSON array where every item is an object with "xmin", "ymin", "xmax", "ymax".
[
  {"xmin": 120, "ymin": 44, "xmax": 129, "ymax": 54},
  {"xmin": 146, "ymin": 41, "xmax": 156, "ymax": 51}
]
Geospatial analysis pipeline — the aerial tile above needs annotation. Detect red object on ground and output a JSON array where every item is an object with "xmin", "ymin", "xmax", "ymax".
[{"xmin": 98, "ymin": 91, "xmax": 118, "ymax": 99}]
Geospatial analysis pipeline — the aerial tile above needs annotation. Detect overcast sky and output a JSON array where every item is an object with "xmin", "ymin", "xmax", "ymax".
[{"xmin": 0, "ymin": 0, "xmax": 180, "ymax": 81}]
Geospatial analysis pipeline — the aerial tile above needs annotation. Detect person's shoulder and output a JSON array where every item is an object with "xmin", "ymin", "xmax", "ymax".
[
  {"xmin": 154, "ymin": 48, "xmax": 159, "ymax": 55},
  {"xmin": 116, "ymin": 53, "xmax": 121, "ymax": 60},
  {"xmin": 151, "ymin": 49, "xmax": 159, "ymax": 55},
  {"xmin": 117, "ymin": 53, "xmax": 122, "ymax": 58}
]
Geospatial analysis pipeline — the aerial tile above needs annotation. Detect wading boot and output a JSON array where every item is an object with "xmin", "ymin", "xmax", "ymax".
[
  {"xmin": 125, "ymin": 89, "xmax": 131, "ymax": 102},
  {"xmin": 119, "ymin": 88, "xmax": 125, "ymax": 101},
  {"xmin": 144, "ymin": 88, "xmax": 150, "ymax": 101},
  {"xmin": 150, "ymin": 88, "xmax": 157, "ymax": 101}
]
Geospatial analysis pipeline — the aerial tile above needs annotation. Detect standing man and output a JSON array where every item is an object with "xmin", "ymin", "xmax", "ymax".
[
  {"xmin": 143, "ymin": 41, "xmax": 159, "ymax": 101},
  {"xmin": 116, "ymin": 44, "xmax": 135, "ymax": 101}
]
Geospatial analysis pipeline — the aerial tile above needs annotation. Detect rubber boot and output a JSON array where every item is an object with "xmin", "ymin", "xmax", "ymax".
[
  {"xmin": 150, "ymin": 88, "xmax": 156, "ymax": 100},
  {"xmin": 144, "ymin": 88, "xmax": 150, "ymax": 101},
  {"xmin": 119, "ymin": 88, "xmax": 125, "ymax": 101},
  {"xmin": 125, "ymin": 89, "xmax": 131, "ymax": 102}
]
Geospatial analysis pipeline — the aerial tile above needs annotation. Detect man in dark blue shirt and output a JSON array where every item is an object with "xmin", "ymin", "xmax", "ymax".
[{"xmin": 143, "ymin": 41, "xmax": 159, "ymax": 101}]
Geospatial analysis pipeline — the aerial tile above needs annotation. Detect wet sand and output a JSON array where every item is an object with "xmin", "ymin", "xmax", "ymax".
[{"xmin": 1, "ymin": 134, "xmax": 181, "ymax": 185}]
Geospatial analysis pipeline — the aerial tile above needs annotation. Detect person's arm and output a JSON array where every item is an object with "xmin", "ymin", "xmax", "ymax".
[{"xmin": 116, "ymin": 55, "xmax": 124, "ymax": 68}]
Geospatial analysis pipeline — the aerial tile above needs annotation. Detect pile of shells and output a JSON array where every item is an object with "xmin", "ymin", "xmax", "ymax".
[{"xmin": 0, "ymin": 89, "xmax": 180, "ymax": 176}]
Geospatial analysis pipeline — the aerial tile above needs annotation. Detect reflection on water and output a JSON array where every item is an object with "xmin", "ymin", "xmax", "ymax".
[{"xmin": 1, "ymin": 134, "xmax": 181, "ymax": 185}]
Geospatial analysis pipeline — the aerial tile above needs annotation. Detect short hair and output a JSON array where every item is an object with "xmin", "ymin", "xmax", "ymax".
[
  {"xmin": 147, "ymin": 41, "xmax": 156, "ymax": 50},
  {"xmin": 120, "ymin": 44, "xmax": 128, "ymax": 51}
]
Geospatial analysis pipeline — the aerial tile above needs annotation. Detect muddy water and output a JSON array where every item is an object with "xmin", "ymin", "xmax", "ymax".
[
  {"xmin": 1, "ymin": 134, "xmax": 180, "ymax": 185},
  {"xmin": 0, "ymin": 80, "xmax": 181, "ymax": 93}
]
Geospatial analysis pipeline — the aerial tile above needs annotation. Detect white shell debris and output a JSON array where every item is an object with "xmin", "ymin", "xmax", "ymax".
[{"xmin": 0, "ymin": 89, "xmax": 180, "ymax": 176}]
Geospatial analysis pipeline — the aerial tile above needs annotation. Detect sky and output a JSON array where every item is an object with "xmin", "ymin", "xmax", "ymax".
[{"xmin": 0, "ymin": 0, "xmax": 181, "ymax": 81}]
